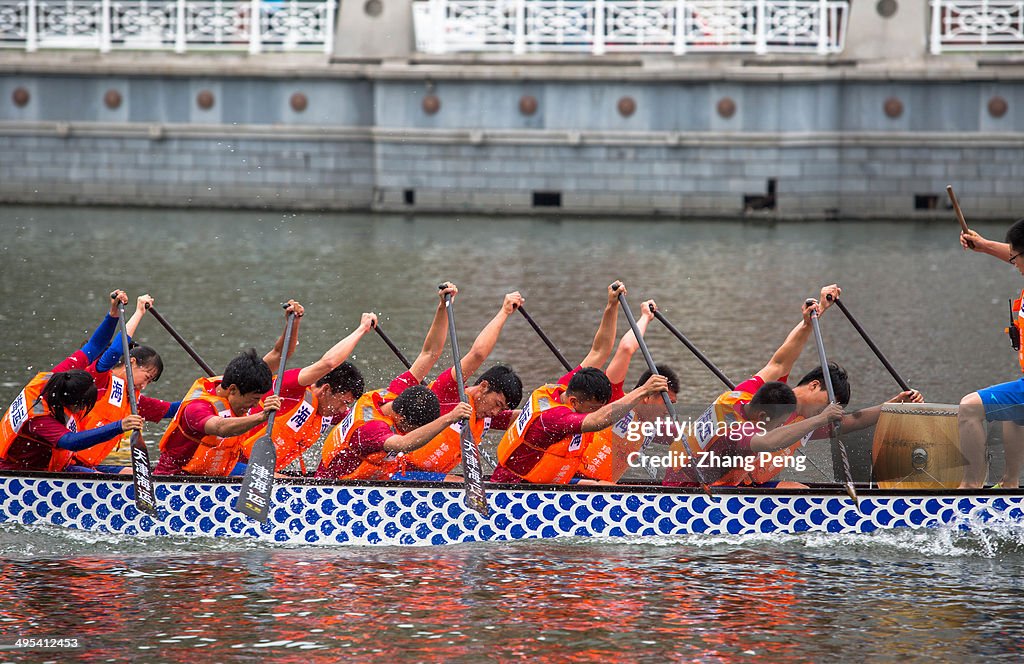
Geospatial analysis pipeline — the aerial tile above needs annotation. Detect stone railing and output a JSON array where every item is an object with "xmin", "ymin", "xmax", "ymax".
[
  {"xmin": 930, "ymin": 0, "xmax": 1024, "ymax": 53},
  {"xmin": 412, "ymin": 0, "xmax": 850, "ymax": 55},
  {"xmin": 0, "ymin": 0, "xmax": 336, "ymax": 52}
]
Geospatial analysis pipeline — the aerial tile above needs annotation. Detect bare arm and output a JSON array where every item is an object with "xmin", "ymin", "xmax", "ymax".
[
  {"xmin": 264, "ymin": 300, "xmax": 304, "ymax": 373},
  {"xmin": 580, "ymin": 282, "xmax": 623, "ymax": 369},
  {"xmin": 125, "ymin": 294, "xmax": 154, "ymax": 338},
  {"xmin": 296, "ymin": 313, "xmax": 377, "ymax": 387},
  {"xmin": 580, "ymin": 374, "xmax": 668, "ymax": 433},
  {"xmin": 383, "ymin": 402, "xmax": 472, "ymax": 452},
  {"xmin": 604, "ymin": 298, "xmax": 655, "ymax": 384},
  {"xmin": 408, "ymin": 283, "xmax": 456, "ymax": 383},
  {"xmin": 202, "ymin": 396, "xmax": 281, "ymax": 437},
  {"xmin": 961, "ymin": 229, "xmax": 1013, "ymax": 262},
  {"xmin": 839, "ymin": 390, "xmax": 923, "ymax": 434},
  {"xmin": 449, "ymin": 291, "xmax": 523, "ymax": 383},
  {"xmin": 749, "ymin": 404, "xmax": 843, "ymax": 453}
]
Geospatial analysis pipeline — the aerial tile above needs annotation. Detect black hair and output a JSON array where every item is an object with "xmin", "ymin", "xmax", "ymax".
[
  {"xmin": 475, "ymin": 365, "xmax": 523, "ymax": 409},
  {"xmin": 748, "ymin": 380, "xmax": 798, "ymax": 421},
  {"xmin": 1006, "ymin": 218, "xmax": 1024, "ymax": 251},
  {"xmin": 797, "ymin": 363, "xmax": 851, "ymax": 406},
  {"xmin": 315, "ymin": 361, "xmax": 365, "ymax": 399},
  {"xmin": 392, "ymin": 385, "xmax": 441, "ymax": 429},
  {"xmin": 565, "ymin": 367, "xmax": 613, "ymax": 404},
  {"xmin": 42, "ymin": 370, "xmax": 98, "ymax": 425},
  {"xmin": 123, "ymin": 344, "xmax": 163, "ymax": 382},
  {"xmin": 221, "ymin": 349, "xmax": 273, "ymax": 396},
  {"xmin": 635, "ymin": 365, "xmax": 680, "ymax": 393}
]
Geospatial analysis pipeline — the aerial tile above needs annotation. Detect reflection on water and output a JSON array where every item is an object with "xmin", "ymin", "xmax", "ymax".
[
  {"xmin": 2, "ymin": 206, "xmax": 1024, "ymax": 658},
  {"xmin": 1, "ymin": 530, "xmax": 1024, "ymax": 660}
]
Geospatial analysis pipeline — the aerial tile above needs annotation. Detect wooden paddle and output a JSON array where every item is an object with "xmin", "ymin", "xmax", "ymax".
[
  {"xmin": 442, "ymin": 286, "xmax": 488, "ymax": 516},
  {"xmin": 946, "ymin": 185, "xmax": 974, "ymax": 249},
  {"xmin": 235, "ymin": 310, "xmax": 296, "ymax": 521},
  {"xmin": 650, "ymin": 304, "xmax": 736, "ymax": 390},
  {"xmin": 826, "ymin": 294, "xmax": 912, "ymax": 392},
  {"xmin": 372, "ymin": 320, "xmax": 413, "ymax": 371},
  {"xmin": 517, "ymin": 305, "xmax": 573, "ymax": 372},
  {"xmin": 145, "ymin": 303, "xmax": 215, "ymax": 377},
  {"xmin": 112, "ymin": 293, "xmax": 157, "ymax": 516},
  {"xmin": 615, "ymin": 286, "xmax": 713, "ymax": 496},
  {"xmin": 806, "ymin": 299, "xmax": 859, "ymax": 507}
]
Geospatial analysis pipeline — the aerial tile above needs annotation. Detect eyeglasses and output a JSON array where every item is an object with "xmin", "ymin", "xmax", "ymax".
[{"xmin": 1010, "ymin": 251, "xmax": 1024, "ymax": 265}]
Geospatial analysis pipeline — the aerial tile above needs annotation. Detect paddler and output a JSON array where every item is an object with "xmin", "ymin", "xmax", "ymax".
[
  {"xmin": 957, "ymin": 221, "xmax": 1024, "ymax": 488},
  {"xmin": 54, "ymin": 294, "xmax": 179, "ymax": 473},
  {"xmin": 664, "ymin": 291, "xmax": 922, "ymax": 487},
  {"xmin": 240, "ymin": 309, "xmax": 379, "ymax": 474},
  {"xmin": 394, "ymin": 291, "xmax": 526, "ymax": 481},
  {"xmin": 152, "ymin": 302, "xmax": 304, "ymax": 477},
  {"xmin": 0, "ymin": 291, "xmax": 145, "ymax": 472},
  {"xmin": 491, "ymin": 282, "xmax": 671, "ymax": 485},
  {"xmin": 577, "ymin": 299, "xmax": 681, "ymax": 483}
]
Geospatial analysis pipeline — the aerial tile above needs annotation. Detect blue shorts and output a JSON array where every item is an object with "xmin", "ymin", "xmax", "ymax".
[
  {"xmin": 978, "ymin": 378, "xmax": 1024, "ymax": 425},
  {"xmin": 63, "ymin": 464, "xmax": 127, "ymax": 474},
  {"xmin": 390, "ymin": 471, "xmax": 446, "ymax": 482}
]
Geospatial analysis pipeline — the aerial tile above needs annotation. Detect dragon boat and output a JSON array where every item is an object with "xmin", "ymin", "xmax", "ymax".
[{"xmin": 2, "ymin": 471, "xmax": 1023, "ymax": 546}]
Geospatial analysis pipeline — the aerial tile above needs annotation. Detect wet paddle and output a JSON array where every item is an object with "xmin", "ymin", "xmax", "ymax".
[
  {"xmin": 806, "ymin": 299, "xmax": 859, "ymax": 507},
  {"xmin": 517, "ymin": 305, "xmax": 573, "ymax": 372},
  {"xmin": 615, "ymin": 286, "xmax": 713, "ymax": 496},
  {"xmin": 826, "ymin": 294, "xmax": 912, "ymax": 392},
  {"xmin": 112, "ymin": 294, "xmax": 157, "ymax": 516},
  {"xmin": 235, "ymin": 310, "xmax": 296, "ymax": 521},
  {"xmin": 145, "ymin": 304, "xmax": 215, "ymax": 377},
  {"xmin": 946, "ymin": 185, "xmax": 974, "ymax": 249},
  {"xmin": 650, "ymin": 305, "xmax": 736, "ymax": 390},
  {"xmin": 372, "ymin": 320, "xmax": 413, "ymax": 371},
  {"xmin": 441, "ymin": 286, "xmax": 488, "ymax": 516}
]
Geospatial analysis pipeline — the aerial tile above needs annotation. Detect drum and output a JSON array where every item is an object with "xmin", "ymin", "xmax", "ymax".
[{"xmin": 871, "ymin": 403, "xmax": 963, "ymax": 489}]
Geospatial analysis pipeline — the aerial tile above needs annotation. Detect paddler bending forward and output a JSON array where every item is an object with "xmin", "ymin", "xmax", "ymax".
[{"xmin": 491, "ymin": 282, "xmax": 671, "ymax": 485}]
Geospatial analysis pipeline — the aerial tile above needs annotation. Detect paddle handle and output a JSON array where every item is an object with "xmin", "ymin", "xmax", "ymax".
[
  {"xmin": 517, "ymin": 305, "xmax": 573, "ymax": 372},
  {"xmin": 946, "ymin": 185, "xmax": 974, "ymax": 248},
  {"xmin": 145, "ymin": 304, "xmax": 216, "ymax": 377},
  {"xmin": 616, "ymin": 290, "xmax": 676, "ymax": 421},
  {"xmin": 114, "ymin": 299, "xmax": 140, "ymax": 417},
  {"xmin": 827, "ymin": 295, "xmax": 911, "ymax": 392},
  {"xmin": 806, "ymin": 300, "xmax": 838, "ymax": 411},
  {"xmin": 265, "ymin": 311, "xmax": 297, "ymax": 432},
  {"xmin": 651, "ymin": 307, "xmax": 736, "ymax": 390},
  {"xmin": 372, "ymin": 321, "xmax": 413, "ymax": 370}
]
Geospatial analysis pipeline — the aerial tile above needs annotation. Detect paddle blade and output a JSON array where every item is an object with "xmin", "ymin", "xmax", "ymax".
[
  {"xmin": 129, "ymin": 432, "xmax": 158, "ymax": 516},
  {"xmin": 236, "ymin": 435, "xmax": 276, "ymax": 521},
  {"xmin": 458, "ymin": 422, "xmax": 489, "ymax": 516}
]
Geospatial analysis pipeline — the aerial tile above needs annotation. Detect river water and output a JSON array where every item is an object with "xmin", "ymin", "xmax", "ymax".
[{"xmin": 1, "ymin": 206, "xmax": 1023, "ymax": 660}]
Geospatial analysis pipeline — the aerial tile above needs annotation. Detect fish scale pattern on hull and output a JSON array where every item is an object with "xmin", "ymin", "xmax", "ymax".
[{"xmin": 1, "ymin": 476, "xmax": 1023, "ymax": 546}]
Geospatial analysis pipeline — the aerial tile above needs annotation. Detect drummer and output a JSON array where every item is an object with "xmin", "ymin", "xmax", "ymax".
[{"xmin": 957, "ymin": 220, "xmax": 1024, "ymax": 488}]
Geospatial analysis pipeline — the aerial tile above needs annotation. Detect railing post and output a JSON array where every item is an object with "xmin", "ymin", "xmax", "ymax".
[
  {"xmin": 816, "ymin": 0, "xmax": 827, "ymax": 54},
  {"xmin": 175, "ymin": 0, "xmax": 186, "ymax": 52},
  {"xmin": 929, "ymin": 0, "xmax": 941, "ymax": 55},
  {"xmin": 100, "ymin": 0, "xmax": 111, "ymax": 52},
  {"xmin": 593, "ymin": 0, "xmax": 604, "ymax": 54},
  {"xmin": 673, "ymin": 0, "xmax": 685, "ymax": 54},
  {"xmin": 755, "ymin": 0, "xmax": 766, "ymax": 54},
  {"xmin": 26, "ymin": 0, "xmax": 38, "ymax": 52},
  {"xmin": 323, "ymin": 0, "xmax": 335, "ymax": 53},
  {"xmin": 513, "ymin": 0, "xmax": 525, "ymax": 54},
  {"xmin": 248, "ymin": 0, "xmax": 261, "ymax": 53}
]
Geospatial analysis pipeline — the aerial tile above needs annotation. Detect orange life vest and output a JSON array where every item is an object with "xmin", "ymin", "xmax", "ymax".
[
  {"xmin": 0, "ymin": 371, "xmax": 81, "ymax": 464},
  {"xmin": 405, "ymin": 390, "xmax": 489, "ymax": 473},
  {"xmin": 725, "ymin": 412, "xmax": 813, "ymax": 486},
  {"xmin": 579, "ymin": 409, "xmax": 654, "ymax": 482},
  {"xmin": 157, "ymin": 376, "xmax": 252, "ymax": 477},
  {"xmin": 320, "ymin": 390, "xmax": 405, "ymax": 480},
  {"xmin": 666, "ymin": 387, "xmax": 757, "ymax": 486},
  {"xmin": 1012, "ymin": 289, "xmax": 1024, "ymax": 373},
  {"xmin": 54, "ymin": 373, "xmax": 133, "ymax": 470},
  {"xmin": 496, "ymin": 384, "xmax": 595, "ymax": 484},
  {"xmin": 241, "ymin": 388, "xmax": 333, "ymax": 472}
]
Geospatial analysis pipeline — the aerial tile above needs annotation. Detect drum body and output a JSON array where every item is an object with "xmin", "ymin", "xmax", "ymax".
[{"xmin": 871, "ymin": 403, "xmax": 963, "ymax": 489}]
